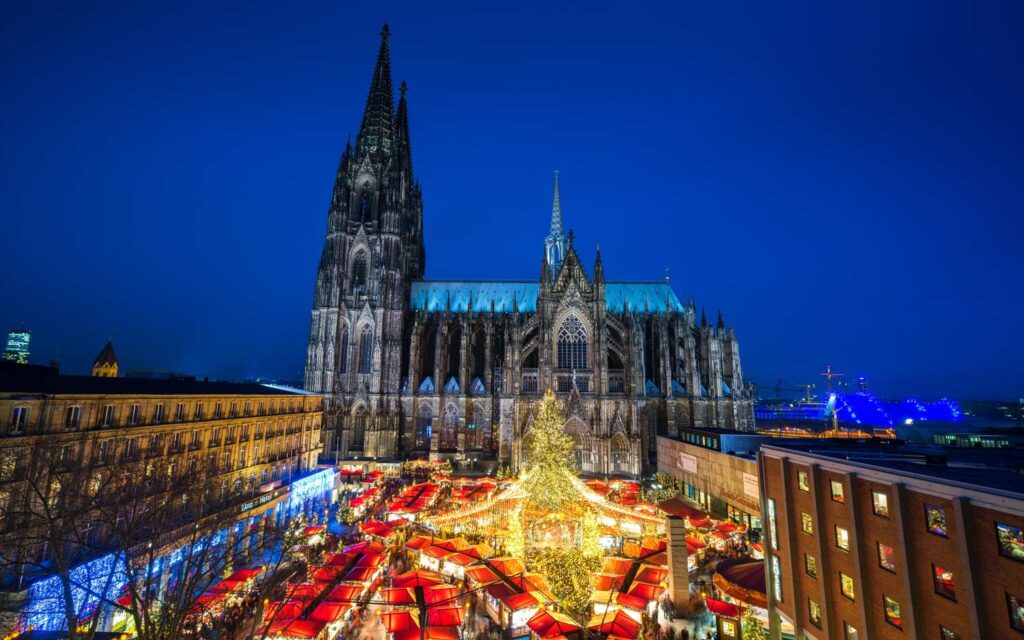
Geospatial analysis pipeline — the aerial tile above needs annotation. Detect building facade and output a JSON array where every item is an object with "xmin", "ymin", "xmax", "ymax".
[
  {"xmin": 656, "ymin": 432, "xmax": 763, "ymax": 528},
  {"xmin": 304, "ymin": 26, "xmax": 754, "ymax": 476},
  {"xmin": 0, "ymin": 367, "xmax": 324, "ymax": 604},
  {"xmin": 759, "ymin": 442, "xmax": 1024, "ymax": 640}
]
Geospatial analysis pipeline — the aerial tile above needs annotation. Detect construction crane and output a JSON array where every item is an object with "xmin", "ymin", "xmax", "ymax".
[
  {"xmin": 768, "ymin": 379, "xmax": 817, "ymax": 402},
  {"xmin": 819, "ymin": 364, "xmax": 846, "ymax": 393}
]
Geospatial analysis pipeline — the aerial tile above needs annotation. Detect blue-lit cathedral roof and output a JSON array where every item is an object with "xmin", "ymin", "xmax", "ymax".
[{"xmin": 409, "ymin": 169, "xmax": 687, "ymax": 315}]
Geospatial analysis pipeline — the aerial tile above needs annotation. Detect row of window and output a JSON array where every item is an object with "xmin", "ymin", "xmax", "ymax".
[
  {"xmin": 311, "ymin": 325, "xmax": 373, "ymax": 374},
  {"xmin": 803, "ymin": 591, "xmax": 1024, "ymax": 637},
  {"xmin": 7, "ymin": 398, "xmax": 318, "ymax": 433}
]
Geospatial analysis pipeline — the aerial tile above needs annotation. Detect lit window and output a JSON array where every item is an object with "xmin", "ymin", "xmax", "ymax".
[
  {"xmin": 64, "ymin": 406, "xmax": 82, "ymax": 430},
  {"xmin": 940, "ymin": 626, "xmax": 962, "ymax": 640},
  {"xmin": 801, "ymin": 512, "xmax": 814, "ymax": 535},
  {"xmin": 808, "ymin": 599, "xmax": 821, "ymax": 628},
  {"xmin": 877, "ymin": 542, "xmax": 896, "ymax": 572},
  {"xmin": 843, "ymin": 622, "xmax": 858, "ymax": 640},
  {"xmin": 830, "ymin": 479, "xmax": 845, "ymax": 503},
  {"xmin": 804, "ymin": 553, "xmax": 817, "ymax": 578},
  {"xmin": 10, "ymin": 406, "xmax": 29, "ymax": 430},
  {"xmin": 797, "ymin": 470, "xmax": 809, "ymax": 492},
  {"xmin": 840, "ymin": 572, "xmax": 855, "ymax": 600},
  {"xmin": 128, "ymin": 404, "xmax": 140, "ymax": 426},
  {"xmin": 872, "ymin": 490, "xmax": 889, "ymax": 517},
  {"xmin": 1009, "ymin": 592, "xmax": 1024, "ymax": 632},
  {"xmin": 925, "ymin": 504, "xmax": 948, "ymax": 536},
  {"xmin": 835, "ymin": 525, "xmax": 850, "ymax": 551},
  {"xmin": 995, "ymin": 522, "xmax": 1024, "ymax": 562},
  {"xmin": 100, "ymin": 404, "xmax": 115, "ymax": 427},
  {"xmin": 932, "ymin": 564, "xmax": 956, "ymax": 600},
  {"xmin": 883, "ymin": 595, "xmax": 902, "ymax": 628}
]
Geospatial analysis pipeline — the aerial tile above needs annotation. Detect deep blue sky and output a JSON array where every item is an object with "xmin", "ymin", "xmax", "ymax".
[{"xmin": 2, "ymin": 1, "xmax": 1022, "ymax": 399}]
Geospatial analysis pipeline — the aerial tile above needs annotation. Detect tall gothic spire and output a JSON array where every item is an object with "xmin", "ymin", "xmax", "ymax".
[
  {"xmin": 544, "ymin": 166, "xmax": 567, "ymax": 272},
  {"xmin": 395, "ymin": 80, "xmax": 413, "ymax": 175},
  {"xmin": 357, "ymin": 24, "xmax": 395, "ymax": 154}
]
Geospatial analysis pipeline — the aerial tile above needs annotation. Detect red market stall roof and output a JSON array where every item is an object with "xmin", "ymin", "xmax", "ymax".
[
  {"xmin": 406, "ymin": 535, "xmax": 434, "ymax": 551},
  {"xmin": 589, "ymin": 592, "xmax": 648, "ymax": 613},
  {"xmin": 485, "ymin": 582, "xmax": 519, "ymax": 602},
  {"xmin": 394, "ymin": 628, "xmax": 459, "ymax": 640},
  {"xmin": 264, "ymin": 618, "xmax": 327, "ymax": 639},
  {"xmin": 704, "ymin": 597, "xmax": 740, "ymax": 618},
  {"xmin": 634, "ymin": 566, "xmax": 668, "ymax": 585},
  {"xmin": 423, "ymin": 584, "xmax": 460, "ymax": 607},
  {"xmin": 750, "ymin": 542, "xmax": 764, "ymax": 553},
  {"xmin": 601, "ymin": 557, "xmax": 634, "ymax": 577},
  {"xmin": 361, "ymin": 520, "xmax": 396, "ymax": 538},
  {"xmin": 501, "ymin": 592, "xmax": 540, "ymax": 612},
  {"xmin": 423, "ymin": 546, "xmax": 454, "ymax": 560},
  {"xmin": 627, "ymin": 580, "xmax": 664, "ymax": 602},
  {"xmin": 381, "ymin": 587, "xmax": 417, "ymax": 605},
  {"xmin": 435, "ymin": 537, "xmax": 471, "ymax": 552},
  {"xmin": 355, "ymin": 553, "xmax": 388, "ymax": 568},
  {"xmin": 591, "ymin": 573, "xmax": 622, "ymax": 592},
  {"xmin": 587, "ymin": 610, "xmax": 642, "ymax": 640},
  {"xmin": 310, "ymin": 566, "xmax": 346, "ymax": 582},
  {"xmin": 189, "ymin": 592, "xmax": 225, "ymax": 614},
  {"xmin": 264, "ymin": 600, "xmax": 305, "ymax": 621},
  {"xmin": 304, "ymin": 525, "xmax": 327, "ymax": 536},
  {"xmin": 528, "ymin": 608, "xmax": 582, "ymax": 638},
  {"xmin": 207, "ymin": 579, "xmax": 245, "ymax": 593},
  {"xmin": 426, "ymin": 606, "xmax": 466, "ymax": 627},
  {"xmin": 715, "ymin": 522, "xmax": 743, "ymax": 533},
  {"xmin": 465, "ymin": 565, "xmax": 502, "ymax": 586},
  {"xmin": 323, "ymin": 551, "xmax": 355, "ymax": 567},
  {"xmin": 443, "ymin": 552, "xmax": 480, "ymax": 567},
  {"xmin": 344, "ymin": 541, "xmax": 386, "ymax": 554},
  {"xmin": 342, "ymin": 566, "xmax": 378, "ymax": 583},
  {"xmin": 710, "ymin": 531, "xmax": 731, "ymax": 540},
  {"xmin": 658, "ymin": 497, "xmax": 709, "ymax": 520},
  {"xmin": 308, "ymin": 601, "xmax": 351, "ymax": 623},
  {"xmin": 489, "ymin": 557, "xmax": 526, "ymax": 577},
  {"xmin": 326, "ymin": 583, "xmax": 363, "ymax": 603},
  {"xmin": 714, "ymin": 559, "xmax": 768, "ymax": 609},
  {"xmin": 686, "ymin": 536, "xmax": 707, "ymax": 550},
  {"xmin": 507, "ymin": 573, "xmax": 551, "ymax": 593},
  {"xmin": 227, "ymin": 567, "xmax": 263, "ymax": 581},
  {"xmin": 286, "ymin": 583, "xmax": 325, "ymax": 601},
  {"xmin": 381, "ymin": 610, "xmax": 420, "ymax": 633},
  {"xmin": 393, "ymin": 569, "xmax": 444, "ymax": 588},
  {"xmin": 688, "ymin": 518, "xmax": 711, "ymax": 529}
]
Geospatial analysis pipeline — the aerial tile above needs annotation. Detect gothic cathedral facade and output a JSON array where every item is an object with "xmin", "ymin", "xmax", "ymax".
[{"xmin": 304, "ymin": 27, "xmax": 754, "ymax": 477}]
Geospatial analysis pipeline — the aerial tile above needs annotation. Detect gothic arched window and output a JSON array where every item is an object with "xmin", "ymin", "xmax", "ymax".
[
  {"xmin": 351, "ymin": 251, "xmax": 368, "ymax": 296},
  {"xmin": 557, "ymin": 315, "xmax": 588, "ymax": 369},
  {"xmin": 359, "ymin": 193, "xmax": 370, "ymax": 221},
  {"xmin": 352, "ymin": 407, "xmax": 367, "ymax": 449},
  {"xmin": 415, "ymin": 405, "xmax": 432, "ymax": 450},
  {"xmin": 474, "ymin": 404, "xmax": 489, "ymax": 452},
  {"xmin": 338, "ymin": 327, "xmax": 349, "ymax": 374},
  {"xmin": 440, "ymin": 405, "xmax": 458, "ymax": 451},
  {"xmin": 358, "ymin": 326, "xmax": 373, "ymax": 374}
]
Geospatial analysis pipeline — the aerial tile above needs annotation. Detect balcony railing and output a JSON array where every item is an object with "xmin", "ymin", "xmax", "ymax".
[{"xmin": 607, "ymin": 369, "xmax": 625, "ymax": 395}]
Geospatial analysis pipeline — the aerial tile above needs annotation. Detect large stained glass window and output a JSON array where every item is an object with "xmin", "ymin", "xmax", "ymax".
[
  {"xmin": 556, "ymin": 315, "xmax": 588, "ymax": 369},
  {"xmin": 358, "ymin": 326, "xmax": 373, "ymax": 374}
]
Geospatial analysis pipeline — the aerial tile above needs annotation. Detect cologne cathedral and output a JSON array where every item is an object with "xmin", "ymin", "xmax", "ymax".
[{"xmin": 305, "ymin": 27, "xmax": 754, "ymax": 477}]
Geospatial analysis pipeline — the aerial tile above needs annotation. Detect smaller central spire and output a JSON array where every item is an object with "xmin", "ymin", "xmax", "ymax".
[
  {"xmin": 550, "ymin": 166, "xmax": 562, "ymax": 236},
  {"xmin": 544, "ymin": 166, "xmax": 567, "ymax": 272}
]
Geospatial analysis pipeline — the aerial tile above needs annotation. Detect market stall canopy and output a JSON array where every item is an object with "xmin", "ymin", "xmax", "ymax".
[
  {"xmin": 465, "ymin": 565, "xmax": 502, "ymax": 586},
  {"xmin": 263, "ymin": 600, "xmax": 305, "ymax": 621},
  {"xmin": 356, "ymin": 553, "xmax": 388, "ymax": 568},
  {"xmin": 344, "ymin": 541, "xmax": 387, "ymax": 554},
  {"xmin": 527, "ymin": 608, "xmax": 582, "ymax": 638},
  {"xmin": 394, "ymin": 627, "xmax": 460, "ymax": 640},
  {"xmin": 286, "ymin": 583, "xmax": 325, "ymax": 601},
  {"xmin": 308, "ymin": 601, "xmax": 351, "ymax": 623},
  {"xmin": 264, "ymin": 618, "xmax": 327, "ymax": 639},
  {"xmin": 704, "ymin": 597, "xmax": 740, "ymax": 618},
  {"xmin": 426, "ymin": 606, "xmax": 466, "ymax": 627},
  {"xmin": 326, "ymin": 583, "xmax": 363, "ymax": 603},
  {"xmin": 342, "ymin": 566, "xmax": 378, "ymax": 583},
  {"xmin": 361, "ymin": 519, "xmax": 396, "ymax": 538},
  {"xmin": 587, "ymin": 610, "xmax": 642, "ymax": 640},
  {"xmin": 406, "ymin": 535, "xmax": 434, "ymax": 551},
  {"xmin": 381, "ymin": 610, "xmax": 420, "ymax": 632},
  {"xmin": 714, "ymin": 559, "xmax": 768, "ymax": 609},
  {"xmin": 633, "ymin": 565, "xmax": 668, "ymax": 585},
  {"xmin": 423, "ymin": 584, "xmax": 460, "ymax": 607},
  {"xmin": 381, "ymin": 587, "xmax": 418, "ymax": 605},
  {"xmin": 502, "ymin": 592, "xmax": 541, "ymax": 612},
  {"xmin": 627, "ymin": 581, "xmax": 664, "ymax": 602},
  {"xmin": 601, "ymin": 557, "xmax": 634, "ymax": 577},
  {"xmin": 310, "ymin": 566, "xmax": 346, "ymax": 582},
  {"xmin": 490, "ymin": 557, "xmax": 527, "ymax": 577},
  {"xmin": 393, "ymin": 569, "xmax": 444, "ymax": 588},
  {"xmin": 658, "ymin": 497, "xmax": 709, "ymax": 520},
  {"xmin": 591, "ymin": 572, "xmax": 623, "ymax": 592}
]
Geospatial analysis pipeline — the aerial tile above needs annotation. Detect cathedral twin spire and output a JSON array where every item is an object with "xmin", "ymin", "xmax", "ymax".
[
  {"xmin": 544, "ymin": 167, "xmax": 567, "ymax": 271},
  {"xmin": 356, "ymin": 23, "xmax": 413, "ymax": 174}
]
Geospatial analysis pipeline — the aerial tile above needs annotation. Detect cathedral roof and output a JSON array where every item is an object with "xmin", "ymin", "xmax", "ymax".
[{"xmin": 409, "ymin": 281, "xmax": 685, "ymax": 314}]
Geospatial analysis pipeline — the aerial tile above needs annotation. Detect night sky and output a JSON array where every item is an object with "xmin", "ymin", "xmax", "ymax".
[{"xmin": 2, "ymin": 1, "xmax": 1022, "ymax": 399}]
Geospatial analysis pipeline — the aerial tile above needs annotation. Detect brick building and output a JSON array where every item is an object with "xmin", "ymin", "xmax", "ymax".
[{"xmin": 759, "ymin": 441, "xmax": 1024, "ymax": 640}]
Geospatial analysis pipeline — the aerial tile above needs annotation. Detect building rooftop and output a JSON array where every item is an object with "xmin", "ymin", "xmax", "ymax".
[
  {"xmin": 0, "ymin": 363, "xmax": 317, "ymax": 397},
  {"xmin": 409, "ymin": 280, "xmax": 686, "ymax": 314},
  {"xmin": 761, "ymin": 440, "xmax": 1024, "ymax": 498}
]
